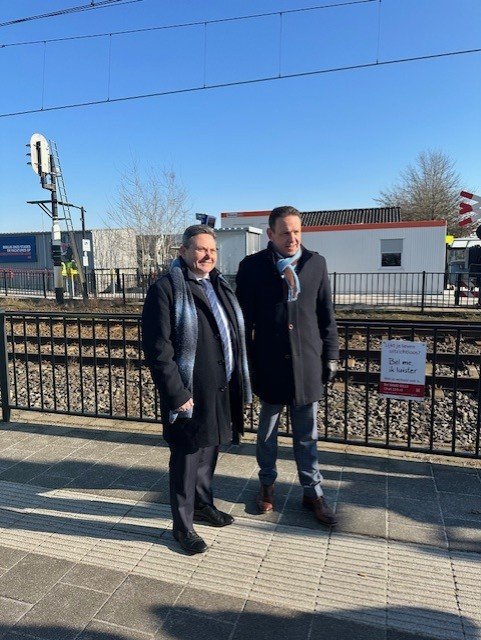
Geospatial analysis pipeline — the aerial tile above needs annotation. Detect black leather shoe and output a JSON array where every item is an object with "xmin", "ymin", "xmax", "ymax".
[
  {"xmin": 302, "ymin": 496, "xmax": 338, "ymax": 526},
  {"xmin": 193, "ymin": 505, "xmax": 234, "ymax": 527},
  {"xmin": 173, "ymin": 530, "xmax": 208, "ymax": 554}
]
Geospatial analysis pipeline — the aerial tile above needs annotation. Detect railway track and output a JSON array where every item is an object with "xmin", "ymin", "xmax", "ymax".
[
  {"xmin": 8, "ymin": 352, "xmax": 480, "ymax": 392},
  {"xmin": 5, "ymin": 334, "xmax": 481, "ymax": 363},
  {"xmin": 5, "ymin": 314, "xmax": 481, "ymax": 393}
]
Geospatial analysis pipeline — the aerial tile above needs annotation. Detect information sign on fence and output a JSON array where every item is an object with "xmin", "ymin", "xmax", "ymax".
[
  {"xmin": 0, "ymin": 235, "xmax": 37, "ymax": 263},
  {"xmin": 380, "ymin": 340, "xmax": 427, "ymax": 401}
]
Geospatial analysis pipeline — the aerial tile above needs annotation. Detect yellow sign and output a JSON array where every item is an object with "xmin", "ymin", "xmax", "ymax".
[{"xmin": 445, "ymin": 235, "xmax": 454, "ymax": 245}]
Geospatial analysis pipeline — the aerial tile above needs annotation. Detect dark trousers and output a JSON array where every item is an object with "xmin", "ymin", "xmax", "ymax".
[{"xmin": 169, "ymin": 444, "xmax": 219, "ymax": 534}]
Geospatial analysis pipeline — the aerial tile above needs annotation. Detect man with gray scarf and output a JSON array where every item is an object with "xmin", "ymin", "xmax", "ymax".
[{"xmin": 142, "ymin": 225, "xmax": 251, "ymax": 554}]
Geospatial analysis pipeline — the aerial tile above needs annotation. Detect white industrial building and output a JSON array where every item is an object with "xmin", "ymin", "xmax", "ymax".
[
  {"xmin": 220, "ymin": 208, "xmax": 447, "ymax": 294},
  {"xmin": 215, "ymin": 227, "xmax": 262, "ymax": 275}
]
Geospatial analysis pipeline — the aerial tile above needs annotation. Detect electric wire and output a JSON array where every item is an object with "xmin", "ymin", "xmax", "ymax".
[
  {"xmin": 1, "ymin": 45, "xmax": 479, "ymax": 119},
  {"xmin": 0, "ymin": 0, "xmax": 377, "ymax": 48},
  {"xmin": 0, "ymin": 0, "xmax": 143, "ymax": 29}
]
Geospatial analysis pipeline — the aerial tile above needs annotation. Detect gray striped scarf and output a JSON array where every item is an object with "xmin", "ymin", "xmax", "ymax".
[{"xmin": 169, "ymin": 258, "xmax": 252, "ymax": 423}]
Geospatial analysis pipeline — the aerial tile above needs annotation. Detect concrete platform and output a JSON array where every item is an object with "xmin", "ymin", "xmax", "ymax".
[{"xmin": 0, "ymin": 411, "xmax": 479, "ymax": 639}]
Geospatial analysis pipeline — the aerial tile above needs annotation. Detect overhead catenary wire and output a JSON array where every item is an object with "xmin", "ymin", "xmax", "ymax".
[
  {"xmin": 0, "ymin": 0, "xmax": 377, "ymax": 48},
  {"xmin": 0, "ymin": 0, "xmax": 479, "ymax": 119},
  {"xmin": 1, "ymin": 46, "xmax": 480, "ymax": 119},
  {"xmin": 0, "ymin": 0, "xmax": 143, "ymax": 29}
]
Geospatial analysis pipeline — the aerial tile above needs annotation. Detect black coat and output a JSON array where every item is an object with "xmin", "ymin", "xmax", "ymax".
[
  {"xmin": 142, "ymin": 264, "xmax": 246, "ymax": 450},
  {"xmin": 236, "ymin": 244, "xmax": 339, "ymax": 406}
]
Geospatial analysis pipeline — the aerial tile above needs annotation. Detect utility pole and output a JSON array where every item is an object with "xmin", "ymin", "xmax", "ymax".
[
  {"xmin": 80, "ymin": 206, "xmax": 89, "ymax": 299},
  {"xmin": 48, "ymin": 152, "xmax": 64, "ymax": 303}
]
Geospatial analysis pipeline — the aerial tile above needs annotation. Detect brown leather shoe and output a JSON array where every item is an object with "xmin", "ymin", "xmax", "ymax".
[
  {"xmin": 302, "ymin": 496, "xmax": 338, "ymax": 526},
  {"xmin": 256, "ymin": 484, "xmax": 274, "ymax": 513}
]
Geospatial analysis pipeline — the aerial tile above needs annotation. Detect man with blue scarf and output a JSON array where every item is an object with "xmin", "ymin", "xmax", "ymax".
[
  {"xmin": 236, "ymin": 206, "xmax": 339, "ymax": 526},
  {"xmin": 142, "ymin": 225, "xmax": 251, "ymax": 554}
]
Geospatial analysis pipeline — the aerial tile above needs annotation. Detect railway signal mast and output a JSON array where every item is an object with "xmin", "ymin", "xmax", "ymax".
[{"xmin": 26, "ymin": 133, "xmax": 87, "ymax": 303}]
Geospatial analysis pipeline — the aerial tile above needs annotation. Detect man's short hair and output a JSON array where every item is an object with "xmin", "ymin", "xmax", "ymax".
[
  {"xmin": 268, "ymin": 206, "xmax": 302, "ymax": 230},
  {"xmin": 182, "ymin": 225, "xmax": 217, "ymax": 247}
]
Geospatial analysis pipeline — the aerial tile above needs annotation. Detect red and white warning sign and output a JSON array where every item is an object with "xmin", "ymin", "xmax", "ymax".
[
  {"xmin": 380, "ymin": 340, "xmax": 427, "ymax": 401},
  {"xmin": 459, "ymin": 191, "xmax": 481, "ymax": 227}
]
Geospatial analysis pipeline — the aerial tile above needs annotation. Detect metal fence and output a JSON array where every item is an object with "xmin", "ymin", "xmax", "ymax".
[
  {"xmin": 1, "ymin": 311, "xmax": 480, "ymax": 458},
  {"xmin": 2, "ymin": 268, "xmax": 481, "ymax": 309},
  {"xmin": 330, "ymin": 271, "xmax": 481, "ymax": 310},
  {"xmin": 0, "ymin": 269, "xmax": 156, "ymax": 302}
]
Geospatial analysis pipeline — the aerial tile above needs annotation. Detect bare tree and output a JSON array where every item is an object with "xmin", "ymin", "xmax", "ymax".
[
  {"xmin": 105, "ymin": 162, "xmax": 190, "ymax": 272},
  {"xmin": 376, "ymin": 150, "xmax": 463, "ymax": 236}
]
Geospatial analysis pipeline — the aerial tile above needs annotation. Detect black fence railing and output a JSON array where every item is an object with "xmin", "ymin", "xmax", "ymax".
[
  {"xmin": 1, "ymin": 311, "xmax": 480, "ymax": 458},
  {"xmin": 0, "ymin": 269, "xmax": 54, "ymax": 297},
  {"xmin": 329, "ymin": 271, "xmax": 481, "ymax": 310},
  {"xmin": 1, "ymin": 268, "xmax": 480, "ymax": 309}
]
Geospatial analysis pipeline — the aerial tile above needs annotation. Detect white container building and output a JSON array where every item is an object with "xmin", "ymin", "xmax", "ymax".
[{"xmin": 220, "ymin": 208, "xmax": 446, "ymax": 294}]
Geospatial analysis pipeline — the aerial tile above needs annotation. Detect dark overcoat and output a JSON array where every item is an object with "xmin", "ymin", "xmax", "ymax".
[
  {"xmin": 142, "ymin": 263, "xmax": 246, "ymax": 450},
  {"xmin": 235, "ymin": 243, "xmax": 339, "ymax": 406}
]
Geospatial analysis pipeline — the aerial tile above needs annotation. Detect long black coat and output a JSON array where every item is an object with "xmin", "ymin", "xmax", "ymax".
[
  {"xmin": 236, "ymin": 244, "xmax": 339, "ymax": 406},
  {"xmin": 142, "ymin": 264, "xmax": 246, "ymax": 451}
]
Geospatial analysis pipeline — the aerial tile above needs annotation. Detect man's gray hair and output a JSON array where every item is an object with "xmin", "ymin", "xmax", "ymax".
[{"xmin": 182, "ymin": 225, "xmax": 217, "ymax": 247}]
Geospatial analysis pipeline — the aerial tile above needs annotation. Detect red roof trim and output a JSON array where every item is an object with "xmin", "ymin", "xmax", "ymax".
[{"xmin": 221, "ymin": 211, "xmax": 270, "ymax": 218}]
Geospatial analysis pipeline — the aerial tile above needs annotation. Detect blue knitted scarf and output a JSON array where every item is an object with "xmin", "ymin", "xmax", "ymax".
[{"xmin": 276, "ymin": 247, "xmax": 302, "ymax": 301}]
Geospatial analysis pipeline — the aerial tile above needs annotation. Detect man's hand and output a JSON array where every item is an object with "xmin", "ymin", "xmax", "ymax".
[
  {"xmin": 175, "ymin": 398, "xmax": 194, "ymax": 413},
  {"xmin": 322, "ymin": 360, "xmax": 338, "ymax": 385}
]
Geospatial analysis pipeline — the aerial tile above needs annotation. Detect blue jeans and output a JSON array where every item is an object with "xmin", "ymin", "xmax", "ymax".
[{"xmin": 257, "ymin": 401, "xmax": 324, "ymax": 498}]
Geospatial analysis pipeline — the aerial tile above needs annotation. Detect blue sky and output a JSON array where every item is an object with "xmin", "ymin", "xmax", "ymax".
[{"xmin": 0, "ymin": 0, "xmax": 480, "ymax": 233}]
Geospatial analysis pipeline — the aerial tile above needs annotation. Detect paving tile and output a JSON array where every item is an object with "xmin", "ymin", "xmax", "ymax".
[
  {"xmin": 78, "ymin": 620, "xmax": 153, "ymax": 639},
  {"xmin": 387, "ymin": 630, "xmax": 444, "ymax": 640},
  {"xmin": 156, "ymin": 610, "xmax": 233, "ymax": 639},
  {"xmin": 60, "ymin": 564, "xmax": 127, "ymax": 594},
  {"xmin": 95, "ymin": 576, "xmax": 182, "ymax": 634},
  {"xmin": 0, "ymin": 467, "xmax": 42, "ymax": 484},
  {"xmin": 337, "ymin": 489, "xmax": 387, "ymax": 508},
  {"xmin": 278, "ymin": 509, "xmax": 332, "ymax": 530},
  {"xmin": 311, "ymin": 611, "xmax": 386, "ymax": 639},
  {"xmin": 230, "ymin": 501, "xmax": 280, "ymax": 523},
  {"xmin": 444, "ymin": 519, "xmax": 481, "ymax": 552},
  {"xmin": 0, "ymin": 597, "xmax": 32, "ymax": 629},
  {"xmin": 334, "ymin": 504, "xmax": 387, "ymax": 538},
  {"xmin": 388, "ymin": 523, "xmax": 447, "ymax": 548},
  {"xmin": 387, "ymin": 460, "xmax": 432, "ymax": 476},
  {"xmin": 232, "ymin": 600, "xmax": 312, "ymax": 640},
  {"xmin": 109, "ymin": 470, "xmax": 160, "ymax": 490},
  {"xmin": 26, "ymin": 474, "xmax": 74, "ymax": 489},
  {"xmin": 0, "ymin": 548, "xmax": 28, "ymax": 571},
  {"xmin": 174, "ymin": 586, "xmax": 245, "ymax": 623},
  {"xmin": 387, "ymin": 495, "xmax": 443, "ymax": 527},
  {"xmin": 343, "ymin": 455, "xmax": 389, "ymax": 471},
  {"xmin": 14, "ymin": 582, "xmax": 109, "ymax": 640},
  {"xmin": 339, "ymin": 472, "xmax": 388, "ymax": 489},
  {"xmin": 438, "ymin": 493, "xmax": 481, "ymax": 523},
  {"xmin": 387, "ymin": 477, "xmax": 437, "ymax": 499},
  {"xmin": 433, "ymin": 471, "xmax": 481, "ymax": 495},
  {"xmin": 387, "ymin": 609, "xmax": 464, "ymax": 640},
  {"xmin": 0, "ymin": 554, "xmax": 74, "ymax": 603},
  {"xmin": 139, "ymin": 485, "xmax": 170, "ymax": 505}
]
